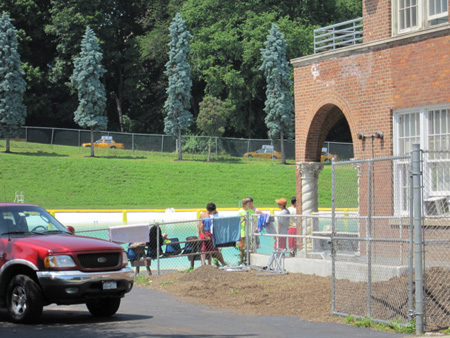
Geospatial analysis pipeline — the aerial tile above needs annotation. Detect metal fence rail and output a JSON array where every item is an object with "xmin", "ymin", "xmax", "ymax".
[{"xmin": 13, "ymin": 125, "xmax": 354, "ymax": 161}]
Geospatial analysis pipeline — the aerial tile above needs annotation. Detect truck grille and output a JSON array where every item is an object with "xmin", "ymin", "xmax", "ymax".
[{"xmin": 78, "ymin": 253, "xmax": 121, "ymax": 268}]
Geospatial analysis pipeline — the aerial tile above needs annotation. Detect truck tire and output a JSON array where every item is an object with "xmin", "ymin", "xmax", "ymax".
[
  {"xmin": 6, "ymin": 274, "xmax": 43, "ymax": 324},
  {"xmin": 86, "ymin": 297, "xmax": 121, "ymax": 317}
]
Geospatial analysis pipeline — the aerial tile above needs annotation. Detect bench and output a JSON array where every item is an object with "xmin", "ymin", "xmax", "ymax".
[{"xmin": 128, "ymin": 237, "xmax": 217, "ymax": 275}]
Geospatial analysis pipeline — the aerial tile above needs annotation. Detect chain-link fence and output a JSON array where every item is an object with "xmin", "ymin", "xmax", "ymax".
[
  {"xmin": 329, "ymin": 149, "xmax": 450, "ymax": 332},
  {"xmin": 14, "ymin": 126, "xmax": 354, "ymax": 160},
  {"xmin": 421, "ymin": 151, "xmax": 450, "ymax": 331},
  {"xmin": 50, "ymin": 142, "xmax": 449, "ymax": 333},
  {"xmin": 243, "ymin": 148, "xmax": 449, "ymax": 333},
  {"xmin": 76, "ymin": 218, "xmax": 242, "ymax": 274}
]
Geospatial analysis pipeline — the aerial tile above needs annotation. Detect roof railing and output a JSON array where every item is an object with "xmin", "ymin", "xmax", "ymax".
[{"xmin": 314, "ymin": 17, "xmax": 363, "ymax": 54}]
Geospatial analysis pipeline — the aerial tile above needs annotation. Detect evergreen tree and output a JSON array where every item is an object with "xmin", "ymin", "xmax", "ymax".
[
  {"xmin": 164, "ymin": 12, "xmax": 193, "ymax": 161},
  {"xmin": 260, "ymin": 24, "xmax": 294, "ymax": 164},
  {"xmin": 71, "ymin": 26, "xmax": 107, "ymax": 157},
  {"xmin": 0, "ymin": 12, "xmax": 27, "ymax": 153}
]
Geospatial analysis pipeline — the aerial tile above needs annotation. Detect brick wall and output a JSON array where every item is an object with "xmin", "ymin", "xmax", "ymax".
[
  {"xmin": 363, "ymin": 0, "xmax": 450, "ymax": 42},
  {"xmin": 293, "ymin": 33, "xmax": 450, "ymax": 161},
  {"xmin": 363, "ymin": 0, "xmax": 392, "ymax": 42},
  {"xmin": 293, "ymin": 32, "xmax": 450, "ymax": 212}
]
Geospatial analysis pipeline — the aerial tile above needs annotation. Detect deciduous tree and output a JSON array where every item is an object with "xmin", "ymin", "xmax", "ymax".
[
  {"xmin": 197, "ymin": 96, "xmax": 231, "ymax": 162},
  {"xmin": 0, "ymin": 12, "xmax": 27, "ymax": 153}
]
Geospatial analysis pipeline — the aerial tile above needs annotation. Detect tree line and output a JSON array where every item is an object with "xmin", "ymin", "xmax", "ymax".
[{"xmin": 0, "ymin": 0, "xmax": 361, "ymax": 140}]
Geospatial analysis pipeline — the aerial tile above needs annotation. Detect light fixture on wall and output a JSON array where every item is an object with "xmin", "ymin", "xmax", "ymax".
[{"xmin": 357, "ymin": 131, "xmax": 383, "ymax": 140}]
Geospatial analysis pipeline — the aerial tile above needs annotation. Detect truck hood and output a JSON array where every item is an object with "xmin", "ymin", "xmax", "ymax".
[{"xmin": 10, "ymin": 234, "xmax": 123, "ymax": 254}]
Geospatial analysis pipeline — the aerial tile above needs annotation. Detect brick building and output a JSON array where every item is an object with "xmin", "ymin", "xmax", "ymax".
[{"xmin": 291, "ymin": 0, "xmax": 450, "ymax": 215}]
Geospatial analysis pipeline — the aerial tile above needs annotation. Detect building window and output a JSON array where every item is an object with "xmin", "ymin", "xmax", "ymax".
[
  {"xmin": 393, "ymin": 104, "xmax": 450, "ymax": 214},
  {"xmin": 429, "ymin": 0, "xmax": 448, "ymax": 24},
  {"xmin": 399, "ymin": 0, "xmax": 419, "ymax": 31},
  {"xmin": 397, "ymin": 111, "xmax": 420, "ymax": 155},
  {"xmin": 393, "ymin": 0, "xmax": 448, "ymax": 35}
]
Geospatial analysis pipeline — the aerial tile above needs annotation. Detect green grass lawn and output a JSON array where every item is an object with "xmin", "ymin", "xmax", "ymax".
[{"xmin": 0, "ymin": 140, "xmax": 357, "ymax": 209}]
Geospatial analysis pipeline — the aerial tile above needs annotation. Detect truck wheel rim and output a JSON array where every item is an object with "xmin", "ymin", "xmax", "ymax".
[{"xmin": 11, "ymin": 286, "xmax": 27, "ymax": 315}]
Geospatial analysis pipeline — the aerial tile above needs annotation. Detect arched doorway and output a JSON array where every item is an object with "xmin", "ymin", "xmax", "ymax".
[
  {"xmin": 295, "ymin": 103, "xmax": 354, "ymax": 251},
  {"xmin": 304, "ymin": 104, "xmax": 351, "ymax": 162},
  {"xmin": 296, "ymin": 102, "xmax": 354, "ymax": 214}
]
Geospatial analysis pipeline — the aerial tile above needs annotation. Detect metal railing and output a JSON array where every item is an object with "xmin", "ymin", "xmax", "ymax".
[{"xmin": 314, "ymin": 17, "xmax": 363, "ymax": 54}]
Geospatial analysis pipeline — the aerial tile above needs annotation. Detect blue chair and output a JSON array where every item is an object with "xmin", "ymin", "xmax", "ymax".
[{"xmin": 164, "ymin": 238, "xmax": 182, "ymax": 255}]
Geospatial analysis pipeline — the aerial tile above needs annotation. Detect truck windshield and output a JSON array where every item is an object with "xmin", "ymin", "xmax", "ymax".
[{"xmin": 0, "ymin": 205, "xmax": 70, "ymax": 235}]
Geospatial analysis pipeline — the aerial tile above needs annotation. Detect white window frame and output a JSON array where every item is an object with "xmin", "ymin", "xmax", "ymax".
[
  {"xmin": 428, "ymin": 0, "xmax": 449, "ymax": 20},
  {"xmin": 392, "ymin": 0, "xmax": 449, "ymax": 35},
  {"xmin": 393, "ymin": 103, "xmax": 450, "ymax": 215}
]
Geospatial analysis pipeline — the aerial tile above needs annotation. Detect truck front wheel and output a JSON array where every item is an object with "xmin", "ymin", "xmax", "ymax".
[
  {"xmin": 6, "ymin": 274, "xmax": 43, "ymax": 323},
  {"xmin": 86, "ymin": 297, "xmax": 121, "ymax": 317}
]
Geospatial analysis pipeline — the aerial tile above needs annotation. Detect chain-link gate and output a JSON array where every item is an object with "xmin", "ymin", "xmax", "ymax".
[
  {"xmin": 421, "ymin": 150, "xmax": 450, "ymax": 331},
  {"xmin": 331, "ymin": 147, "xmax": 450, "ymax": 333}
]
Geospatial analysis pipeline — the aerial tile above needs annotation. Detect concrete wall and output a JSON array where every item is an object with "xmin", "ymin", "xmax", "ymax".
[{"xmin": 251, "ymin": 253, "xmax": 408, "ymax": 282}]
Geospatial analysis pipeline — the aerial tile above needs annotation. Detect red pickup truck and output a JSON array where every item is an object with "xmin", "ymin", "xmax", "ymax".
[{"xmin": 0, "ymin": 203, "xmax": 134, "ymax": 323}]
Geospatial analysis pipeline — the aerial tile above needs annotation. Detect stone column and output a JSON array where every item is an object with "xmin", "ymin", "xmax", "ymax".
[{"xmin": 297, "ymin": 162, "xmax": 324, "ymax": 251}]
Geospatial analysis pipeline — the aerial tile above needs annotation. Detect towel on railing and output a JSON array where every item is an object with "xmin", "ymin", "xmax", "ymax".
[
  {"xmin": 108, "ymin": 224, "xmax": 149, "ymax": 243},
  {"xmin": 257, "ymin": 213, "xmax": 272, "ymax": 232},
  {"xmin": 212, "ymin": 216, "xmax": 241, "ymax": 247}
]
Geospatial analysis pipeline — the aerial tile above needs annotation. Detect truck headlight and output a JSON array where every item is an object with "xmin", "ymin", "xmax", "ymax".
[
  {"xmin": 44, "ymin": 255, "xmax": 76, "ymax": 268},
  {"xmin": 122, "ymin": 251, "xmax": 128, "ymax": 266}
]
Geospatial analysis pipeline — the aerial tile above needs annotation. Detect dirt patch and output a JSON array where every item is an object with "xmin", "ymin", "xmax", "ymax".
[
  {"xmin": 143, "ymin": 265, "xmax": 343, "ymax": 323},
  {"xmin": 141, "ymin": 265, "xmax": 450, "ymax": 332}
]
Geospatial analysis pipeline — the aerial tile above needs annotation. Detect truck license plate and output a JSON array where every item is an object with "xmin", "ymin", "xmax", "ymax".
[{"xmin": 102, "ymin": 281, "xmax": 117, "ymax": 290}]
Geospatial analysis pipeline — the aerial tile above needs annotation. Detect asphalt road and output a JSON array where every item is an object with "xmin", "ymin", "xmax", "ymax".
[{"xmin": 0, "ymin": 286, "xmax": 409, "ymax": 338}]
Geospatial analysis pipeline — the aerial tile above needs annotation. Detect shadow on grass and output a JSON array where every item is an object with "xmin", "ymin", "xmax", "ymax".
[
  {"xmin": 184, "ymin": 157, "xmax": 298, "ymax": 165},
  {"xmin": 184, "ymin": 157, "xmax": 244, "ymax": 164},
  {"xmin": 83, "ymin": 155, "xmax": 147, "ymax": 160},
  {"xmin": 4, "ymin": 151, "xmax": 68, "ymax": 157}
]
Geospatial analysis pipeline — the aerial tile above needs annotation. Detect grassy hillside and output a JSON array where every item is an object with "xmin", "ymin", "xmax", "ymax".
[{"xmin": 0, "ymin": 141, "xmax": 355, "ymax": 209}]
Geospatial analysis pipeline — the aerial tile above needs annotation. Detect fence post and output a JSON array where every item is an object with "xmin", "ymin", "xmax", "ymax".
[
  {"xmin": 215, "ymin": 136, "xmax": 218, "ymax": 157},
  {"xmin": 408, "ymin": 152, "xmax": 414, "ymax": 321},
  {"xmin": 156, "ymin": 223, "xmax": 161, "ymax": 275},
  {"xmin": 331, "ymin": 161, "xmax": 336, "ymax": 315},
  {"xmin": 367, "ymin": 160, "xmax": 373, "ymax": 318},
  {"xmin": 412, "ymin": 143, "xmax": 424, "ymax": 334},
  {"xmin": 245, "ymin": 211, "xmax": 250, "ymax": 266}
]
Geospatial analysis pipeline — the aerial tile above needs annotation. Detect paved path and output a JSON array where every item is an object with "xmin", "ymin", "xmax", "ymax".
[{"xmin": 0, "ymin": 286, "xmax": 410, "ymax": 338}]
